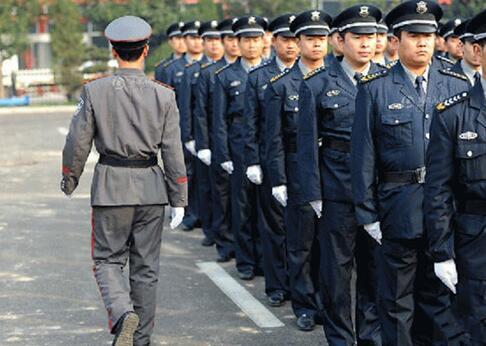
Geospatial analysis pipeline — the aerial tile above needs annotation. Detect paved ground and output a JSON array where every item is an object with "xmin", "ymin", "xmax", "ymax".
[{"xmin": 0, "ymin": 110, "xmax": 327, "ymax": 345}]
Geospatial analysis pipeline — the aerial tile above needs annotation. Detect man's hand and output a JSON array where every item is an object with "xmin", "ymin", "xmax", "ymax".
[
  {"xmin": 220, "ymin": 161, "xmax": 234, "ymax": 174},
  {"xmin": 60, "ymin": 176, "xmax": 75, "ymax": 196},
  {"xmin": 309, "ymin": 200, "xmax": 323, "ymax": 218},
  {"xmin": 364, "ymin": 221, "xmax": 382, "ymax": 244},
  {"xmin": 246, "ymin": 165, "xmax": 263, "ymax": 185},
  {"xmin": 184, "ymin": 140, "xmax": 197, "ymax": 156},
  {"xmin": 170, "ymin": 207, "xmax": 185, "ymax": 230},
  {"xmin": 434, "ymin": 259, "xmax": 458, "ymax": 294},
  {"xmin": 197, "ymin": 149, "xmax": 211, "ymax": 166},
  {"xmin": 272, "ymin": 185, "xmax": 288, "ymax": 207}
]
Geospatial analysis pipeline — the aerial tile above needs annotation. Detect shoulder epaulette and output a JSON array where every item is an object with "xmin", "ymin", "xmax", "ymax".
[
  {"xmin": 359, "ymin": 69, "xmax": 388, "ymax": 84},
  {"xmin": 152, "ymin": 79, "xmax": 174, "ymax": 90},
  {"xmin": 185, "ymin": 61, "xmax": 197, "ymax": 68},
  {"xmin": 436, "ymin": 55, "xmax": 454, "ymax": 65},
  {"xmin": 381, "ymin": 60, "xmax": 398, "ymax": 69},
  {"xmin": 215, "ymin": 64, "xmax": 231, "ymax": 75},
  {"xmin": 439, "ymin": 68, "xmax": 468, "ymax": 81},
  {"xmin": 249, "ymin": 60, "xmax": 272, "ymax": 74},
  {"xmin": 201, "ymin": 61, "xmax": 216, "ymax": 70},
  {"xmin": 435, "ymin": 91, "xmax": 469, "ymax": 112},
  {"xmin": 162, "ymin": 59, "xmax": 175, "ymax": 68},
  {"xmin": 303, "ymin": 65, "xmax": 326, "ymax": 80},
  {"xmin": 270, "ymin": 68, "xmax": 291, "ymax": 83}
]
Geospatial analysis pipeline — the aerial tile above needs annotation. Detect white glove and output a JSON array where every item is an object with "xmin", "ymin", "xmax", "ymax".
[
  {"xmin": 434, "ymin": 259, "xmax": 458, "ymax": 294},
  {"xmin": 246, "ymin": 165, "xmax": 263, "ymax": 185},
  {"xmin": 309, "ymin": 200, "xmax": 323, "ymax": 218},
  {"xmin": 170, "ymin": 207, "xmax": 185, "ymax": 230},
  {"xmin": 272, "ymin": 185, "xmax": 288, "ymax": 207},
  {"xmin": 197, "ymin": 149, "xmax": 211, "ymax": 166},
  {"xmin": 364, "ymin": 221, "xmax": 382, "ymax": 245},
  {"xmin": 184, "ymin": 140, "xmax": 197, "ymax": 156},
  {"xmin": 220, "ymin": 161, "xmax": 234, "ymax": 174}
]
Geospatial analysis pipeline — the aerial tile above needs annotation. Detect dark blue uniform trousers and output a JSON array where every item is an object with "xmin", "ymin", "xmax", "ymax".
[
  {"xmin": 196, "ymin": 159, "xmax": 213, "ymax": 241},
  {"xmin": 183, "ymin": 147, "xmax": 199, "ymax": 226}
]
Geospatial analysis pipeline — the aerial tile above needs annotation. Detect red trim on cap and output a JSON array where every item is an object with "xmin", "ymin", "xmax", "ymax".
[{"xmin": 176, "ymin": 176, "xmax": 188, "ymax": 184}]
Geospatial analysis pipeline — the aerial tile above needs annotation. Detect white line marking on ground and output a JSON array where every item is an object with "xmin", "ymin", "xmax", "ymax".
[
  {"xmin": 197, "ymin": 261, "xmax": 284, "ymax": 329},
  {"xmin": 57, "ymin": 127, "xmax": 69, "ymax": 136}
]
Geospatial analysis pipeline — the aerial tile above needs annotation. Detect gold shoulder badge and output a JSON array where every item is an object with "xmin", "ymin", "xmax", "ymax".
[
  {"xmin": 439, "ymin": 69, "xmax": 468, "ymax": 81},
  {"xmin": 162, "ymin": 59, "xmax": 175, "ymax": 68},
  {"xmin": 435, "ymin": 91, "xmax": 469, "ymax": 112},
  {"xmin": 270, "ymin": 69, "xmax": 291, "ymax": 83},
  {"xmin": 384, "ymin": 60, "xmax": 397, "ymax": 69},
  {"xmin": 215, "ymin": 64, "xmax": 231, "ymax": 75},
  {"xmin": 201, "ymin": 62, "xmax": 214, "ymax": 69},
  {"xmin": 303, "ymin": 66, "xmax": 325, "ymax": 80},
  {"xmin": 360, "ymin": 69, "xmax": 388, "ymax": 84}
]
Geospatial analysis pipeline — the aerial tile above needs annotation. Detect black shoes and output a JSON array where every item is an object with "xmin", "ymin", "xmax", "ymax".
[
  {"xmin": 201, "ymin": 237, "xmax": 215, "ymax": 247},
  {"xmin": 112, "ymin": 312, "xmax": 139, "ymax": 346},
  {"xmin": 216, "ymin": 253, "xmax": 234, "ymax": 263},
  {"xmin": 267, "ymin": 291, "xmax": 286, "ymax": 307},
  {"xmin": 237, "ymin": 270, "xmax": 255, "ymax": 281},
  {"xmin": 296, "ymin": 314, "xmax": 315, "ymax": 332}
]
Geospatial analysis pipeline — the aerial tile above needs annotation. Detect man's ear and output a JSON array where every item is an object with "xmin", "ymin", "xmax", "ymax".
[
  {"xmin": 144, "ymin": 45, "xmax": 149, "ymax": 57},
  {"xmin": 111, "ymin": 48, "xmax": 118, "ymax": 59}
]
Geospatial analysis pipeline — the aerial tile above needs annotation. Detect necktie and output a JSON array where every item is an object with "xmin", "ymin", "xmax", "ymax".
[
  {"xmin": 415, "ymin": 76, "xmax": 425, "ymax": 105},
  {"xmin": 474, "ymin": 72, "xmax": 481, "ymax": 86},
  {"xmin": 354, "ymin": 72, "xmax": 363, "ymax": 84}
]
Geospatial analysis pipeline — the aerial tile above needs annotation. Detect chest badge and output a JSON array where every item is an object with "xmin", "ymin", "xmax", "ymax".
[
  {"xmin": 176, "ymin": 71, "xmax": 183, "ymax": 77},
  {"xmin": 262, "ymin": 84, "xmax": 267, "ymax": 90},
  {"xmin": 230, "ymin": 80, "xmax": 241, "ymax": 87},
  {"xmin": 288, "ymin": 95, "xmax": 299, "ymax": 101},
  {"xmin": 459, "ymin": 131, "xmax": 478, "ymax": 140},
  {"xmin": 388, "ymin": 103, "xmax": 403, "ymax": 110},
  {"xmin": 326, "ymin": 89, "xmax": 340, "ymax": 97}
]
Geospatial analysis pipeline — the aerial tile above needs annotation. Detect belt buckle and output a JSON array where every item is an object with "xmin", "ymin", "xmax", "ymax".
[{"xmin": 415, "ymin": 167, "xmax": 426, "ymax": 184}]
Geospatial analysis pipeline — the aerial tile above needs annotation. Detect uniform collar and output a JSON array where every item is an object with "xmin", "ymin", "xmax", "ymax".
[
  {"xmin": 275, "ymin": 56, "xmax": 292, "ymax": 72},
  {"xmin": 460, "ymin": 59, "xmax": 481, "ymax": 85},
  {"xmin": 298, "ymin": 59, "xmax": 324, "ymax": 76},
  {"xmin": 115, "ymin": 68, "xmax": 145, "ymax": 76},
  {"xmin": 400, "ymin": 61, "xmax": 430, "ymax": 85},
  {"xmin": 240, "ymin": 58, "xmax": 261, "ymax": 73},
  {"xmin": 340, "ymin": 57, "xmax": 371, "ymax": 85}
]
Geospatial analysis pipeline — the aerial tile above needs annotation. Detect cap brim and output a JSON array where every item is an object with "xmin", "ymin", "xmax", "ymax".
[
  {"xmin": 298, "ymin": 28, "xmax": 330, "ymax": 36},
  {"xmin": 347, "ymin": 27, "xmax": 377, "ymax": 34},
  {"xmin": 203, "ymin": 34, "xmax": 221, "ymax": 39},
  {"xmin": 277, "ymin": 31, "xmax": 296, "ymax": 38},
  {"xmin": 401, "ymin": 24, "xmax": 437, "ymax": 33},
  {"xmin": 237, "ymin": 32, "xmax": 264, "ymax": 38}
]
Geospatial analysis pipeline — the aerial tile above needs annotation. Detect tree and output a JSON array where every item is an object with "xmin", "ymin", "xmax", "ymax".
[
  {"xmin": 0, "ymin": 1, "xmax": 39, "ymax": 98},
  {"xmin": 50, "ymin": 0, "xmax": 84, "ymax": 101}
]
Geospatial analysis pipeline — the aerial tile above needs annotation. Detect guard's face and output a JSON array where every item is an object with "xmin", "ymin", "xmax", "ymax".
[
  {"xmin": 339, "ymin": 32, "xmax": 376, "ymax": 65},
  {"xmin": 204, "ymin": 37, "xmax": 224, "ymax": 59},
  {"xmin": 475, "ymin": 42, "xmax": 486, "ymax": 78},
  {"xmin": 375, "ymin": 32, "xmax": 387, "ymax": 55},
  {"xmin": 169, "ymin": 36, "xmax": 187, "ymax": 55},
  {"xmin": 263, "ymin": 32, "xmax": 273, "ymax": 50},
  {"xmin": 272, "ymin": 35, "xmax": 299, "ymax": 63},
  {"xmin": 398, "ymin": 31, "xmax": 435, "ymax": 67},
  {"xmin": 463, "ymin": 41, "xmax": 481, "ymax": 67},
  {"xmin": 330, "ymin": 32, "xmax": 344, "ymax": 56},
  {"xmin": 184, "ymin": 35, "xmax": 204, "ymax": 54},
  {"xmin": 223, "ymin": 36, "xmax": 241, "ymax": 57},
  {"xmin": 445, "ymin": 36, "xmax": 464, "ymax": 60},
  {"xmin": 298, "ymin": 34, "xmax": 328, "ymax": 61},
  {"xmin": 238, "ymin": 36, "xmax": 263, "ymax": 60},
  {"xmin": 435, "ymin": 35, "xmax": 446, "ymax": 52},
  {"xmin": 387, "ymin": 35, "xmax": 399, "ymax": 56}
]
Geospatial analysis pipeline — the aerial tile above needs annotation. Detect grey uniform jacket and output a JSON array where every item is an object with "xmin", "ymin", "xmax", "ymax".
[{"xmin": 62, "ymin": 68, "xmax": 188, "ymax": 207}]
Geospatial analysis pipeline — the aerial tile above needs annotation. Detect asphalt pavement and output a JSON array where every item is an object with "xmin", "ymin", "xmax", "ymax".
[{"xmin": 0, "ymin": 109, "xmax": 327, "ymax": 345}]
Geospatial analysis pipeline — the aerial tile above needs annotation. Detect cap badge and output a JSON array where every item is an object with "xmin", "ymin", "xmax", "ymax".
[
  {"xmin": 232, "ymin": 18, "xmax": 238, "ymax": 24},
  {"xmin": 248, "ymin": 16, "xmax": 256, "ymax": 25},
  {"xmin": 359, "ymin": 6, "xmax": 369, "ymax": 18},
  {"xmin": 311, "ymin": 11, "xmax": 320, "ymax": 22},
  {"xmin": 289, "ymin": 15, "xmax": 296, "ymax": 24},
  {"xmin": 178, "ymin": 22, "xmax": 184, "ymax": 28},
  {"xmin": 416, "ymin": 1, "xmax": 428, "ymax": 14},
  {"xmin": 211, "ymin": 20, "xmax": 218, "ymax": 28}
]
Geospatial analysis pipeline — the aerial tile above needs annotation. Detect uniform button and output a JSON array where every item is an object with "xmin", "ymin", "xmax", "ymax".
[
  {"xmin": 395, "ymin": 119, "xmax": 400, "ymax": 124},
  {"xmin": 235, "ymin": 91, "xmax": 239, "ymax": 95},
  {"xmin": 294, "ymin": 107, "xmax": 299, "ymax": 112},
  {"xmin": 425, "ymin": 133, "xmax": 430, "ymax": 139},
  {"xmin": 334, "ymin": 104, "xmax": 338, "ymax": 108},
  {"xmin": 467, "ymin": 151, "xmax": 473, "ymax": 157},
  {"xmin": 425, "ymin": 114, "xmax": 430, "ymax": 119}
]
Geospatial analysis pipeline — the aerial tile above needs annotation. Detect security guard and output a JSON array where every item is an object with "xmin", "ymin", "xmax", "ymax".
[
  {"xmin": 385, "ymin": 26, "xmax": 399, "ymax": 62},
  {"xmin": 297, "ymin": 5, "xmax": 383, "ymax": 344},
  {"xmin": 373, "ymin": 20, "xmax": 390, "ymax": 66},
  {"xmin": 213, "ymin": 16, "xmax": 267, "ymax": 280},
  {"xmin": 350, "ymin": 1, "xmax": 469, "ymax": 345},
  {"xmin": 244, "ymin": 13, "xmax": 299, "ymax": 307},
  {"xmin": 441, "ymin": 18, "xmax": 464, "ymax": 63},
  {"xmin": 178, "ymin": 20, "xmax": 223, "ymax": 244},
  {"xmin": 265, "ymin": 10, "xmax": 331, "ymax": 331},
  {"xmin": 434, "ymin": 22, "xmax": 447, "ymax": 58},
  {"xmin": 327, "ymin": 26, "xmax": 344, "ymax": 65},
  {"xmin": 61, "ymin": 16, "xmax": 187, "ymax": 346},
  {"xmin": 154, "ymin": 22, "xmax": 186, "ymax": 81},
  {"xmin": 160, "ymin": 20, "xmax": 204, "ymax": 231},
  {"xmin": 425, "ymin": 9, "xmax": 486, "ymax": 345},
  {"xmin": 449, "ymin": 19, "xmax": 482, "ymax": 87}
]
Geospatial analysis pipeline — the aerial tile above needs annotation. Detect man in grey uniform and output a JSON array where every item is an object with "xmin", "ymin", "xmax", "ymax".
[{"xmin": 60, "ymin": 16, "xmax": 187, "ymax": 346}]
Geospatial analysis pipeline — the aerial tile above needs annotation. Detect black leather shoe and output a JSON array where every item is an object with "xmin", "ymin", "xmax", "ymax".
[
  {"xmin": 181, "ymin": 221, "xmax": 194, "ymax": 231},
  {"xmin": 267, "ymin": 291, "xmax": 286, "ymax": 307},
  {"xmin": 216, "ymin": 254, "xmax": 232, "ymax": 262},
  {"xmin": 201, "ymin": 237, "xmax": 215, "ymax": 247},
  {"xmin": 296, "ymin": 314, "xmax": 315, "ymax": 332},
  {"xmin": 112, "ymin": 312, "xmax": 139, "ymax": 346},
  {"xmin": 238, "ymin": 270, "xmax": 254, "ymax": 280}
]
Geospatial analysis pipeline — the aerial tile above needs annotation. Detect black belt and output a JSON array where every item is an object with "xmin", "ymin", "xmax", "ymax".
[
  {"xmin": 459, "ymin": 200, "xmax": 486, "ymax": 215},
  {"xmin": 381, "ymin": 167, "xmax": 426, "ymax": 184},
  {"xmin": 98, "ymin": 155, "xmax": 158, "ymax": 168},
  {"xmin": 320, "ymin": 138, "xmax": 351, "ymax": 153}
]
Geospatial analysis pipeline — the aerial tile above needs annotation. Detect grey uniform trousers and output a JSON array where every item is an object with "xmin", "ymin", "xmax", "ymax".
[{"xmin": 92, "ymin": 205, "xmax": 165, "ymax": 346}]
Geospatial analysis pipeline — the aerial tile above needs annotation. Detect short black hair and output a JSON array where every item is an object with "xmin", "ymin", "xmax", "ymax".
[
  {"xmin": 114, "ymin": 46, "xmax": 145, "ymax": 62},
  {"xmin": 478, "ymin": 39, "xmax": 486, "ymax": 47}
]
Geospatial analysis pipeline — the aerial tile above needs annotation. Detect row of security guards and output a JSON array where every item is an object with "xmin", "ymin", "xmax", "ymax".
[{"xmin": 154, "ymin": 1, "xmax": 485, "ymax": 345}]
